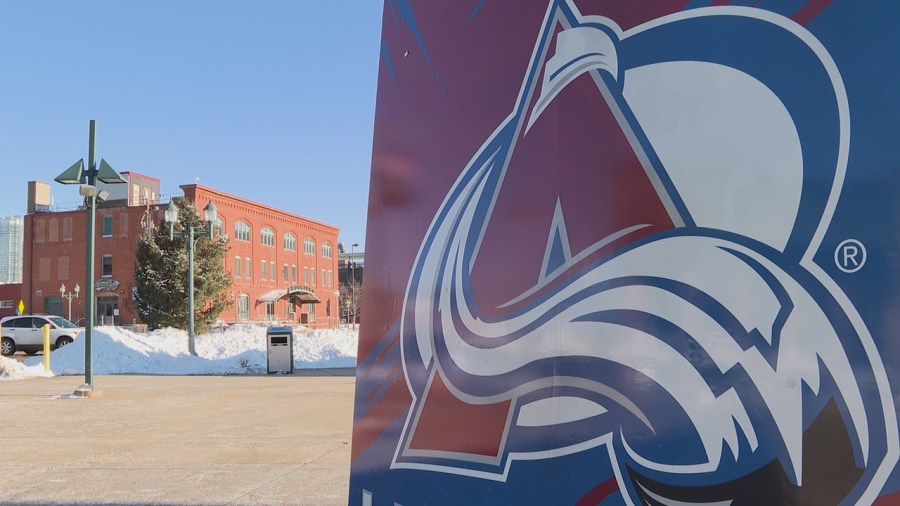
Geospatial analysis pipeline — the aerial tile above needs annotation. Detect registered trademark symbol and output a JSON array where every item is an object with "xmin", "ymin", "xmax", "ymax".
[{"xmin": 835, "ymin": 239, "xmax": 866, "ymax": 273}]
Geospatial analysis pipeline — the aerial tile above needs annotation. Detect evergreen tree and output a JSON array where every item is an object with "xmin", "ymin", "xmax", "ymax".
[{"xmin": 134, "ymin": 198, "xmax": 232, "ymax": 333}]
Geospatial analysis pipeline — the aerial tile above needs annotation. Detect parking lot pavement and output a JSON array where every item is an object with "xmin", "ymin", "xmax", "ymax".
[{"xmin": 0, "ymin": 373, "xmax": 356, "ymax": 506}]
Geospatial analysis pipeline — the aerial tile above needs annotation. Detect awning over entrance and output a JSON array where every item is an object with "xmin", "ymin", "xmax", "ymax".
[
  {"xmin": 256, "ymin": 287, "xmax": 320, "ymax": 304},
  {"xmin": 257, "ymin": 289, "xmax": 287, "ymax": 303},
  {"xmin": 290, "ymin": 289, "xmax": 320, "ymax": 303}
]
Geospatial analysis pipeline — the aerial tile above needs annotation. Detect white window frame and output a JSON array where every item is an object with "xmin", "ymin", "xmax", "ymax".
[
  {"xmin": 101, "ymin": 254, "xmax": 113, "ymax": 277},
  {"xmin": 101, "ymin": 215, "xmax": 113, "ymax": 237},
  {"xmin": 284, "ymin": 233, "xmax": 297, "ymax": 251},
  {"xmin": 238, "ymin": 294, "xmax": 250, "ymax": 320},
  {"xmin": 235, "ymin": 221, "xmax": 251, "ymax": 242},
  {"xmin": 261, "ymin": 227, "xmax": 275, "ymax": 247}
]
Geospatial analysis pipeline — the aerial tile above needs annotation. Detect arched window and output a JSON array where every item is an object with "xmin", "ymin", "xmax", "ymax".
[
  {"xmin": 238, "ymin": 294, "xmax": 250, "ymax": 320},
  {"xmin": 304, "ymin": 237, "xmax": 315, "ymax": 255},
  {"xmin": 322, "ymin": 242, "xmax": 332, "ymax": 258},
  {"xmin": 261, "ymin": 227, "xmax": 275, "ymax": 246},
  {"xmin": 235, "ymin": 221, "xmax": 251, "ymax": 242},
  {"xmin": 212, "ymin": 216, "xmax": 224, "ymax": 238},
  {"xmin": 284, "ymin": 233, "xmax": 297, "ymax": 251}
]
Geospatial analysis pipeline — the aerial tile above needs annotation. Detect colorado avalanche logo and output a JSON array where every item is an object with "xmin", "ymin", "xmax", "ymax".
[{"xmin": 394, "ymin": 1, "xmax": 898, "ymax": 504}]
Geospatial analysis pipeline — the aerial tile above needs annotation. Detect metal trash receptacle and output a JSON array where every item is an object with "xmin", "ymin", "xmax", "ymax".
[{"xmin": 266, "ymin": 326, "xmax": 294, "ymax": 374}]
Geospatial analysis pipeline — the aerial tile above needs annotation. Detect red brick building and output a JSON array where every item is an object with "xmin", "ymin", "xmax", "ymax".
[
  {"xmin": 22, "ymin": 177, "xmax": 340, "ymax": 329},
  {"xmin": 0, "ymin": 283, "xmax": 22, "ymax": 319}
]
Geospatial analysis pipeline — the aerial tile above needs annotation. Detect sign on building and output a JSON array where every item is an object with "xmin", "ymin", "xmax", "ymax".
[{"xmin": 350, "ymin": 1, "xmax": 900, "ymax": 504}]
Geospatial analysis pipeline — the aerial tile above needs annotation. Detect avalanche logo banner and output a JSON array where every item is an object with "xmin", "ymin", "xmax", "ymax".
[{"xmin": 351, "ymin": 1, "xmax": 900, "ymax": 504}]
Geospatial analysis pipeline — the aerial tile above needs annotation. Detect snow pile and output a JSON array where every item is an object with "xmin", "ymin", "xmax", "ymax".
[
  {"xmin": 2, "ymin": 324, "xmax": 359, "ymax": 380},
  {"xmin": 0, "ymin": 355, "xmax": 53, "ymax": 381}
]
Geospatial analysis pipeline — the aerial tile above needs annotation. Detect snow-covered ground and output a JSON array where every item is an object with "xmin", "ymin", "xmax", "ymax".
[{"xmin": 0, "ymin": 324, "xmax": 359, "ymax": 381}]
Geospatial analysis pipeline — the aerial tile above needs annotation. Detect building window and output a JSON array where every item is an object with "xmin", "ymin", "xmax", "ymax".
[
  {"xmin": 246, "ymin": 258, "xmax": 252, "ymax": 279},
  {"xmin": 265, "ymin": 301, "xmax": 275, "ymax": 320},
  {"xmin": 35, "ymin": 219, "xmax": 45, "ymax": 243},
  {"xmin": 308, "ymin": 302, "xmax": 316, "ymax": 322},
  {"xmin": 58, "ymin": 256, "xmax": 70, "ymax": 281},
  {"xmin": 39, "ymin": 257, "xmax": 50, "ymax": 281},
  {"xmin": 261, "ymin": 227, "xmax": 275, "ymax": 246},
  {"xmin": 284, "ymin": 233, "xmax": 297, "ymax": 251},
  {"xmin": 291, "ymin": 265, "xmax": 297, "ymax": 283},
  {"xmin": 63, "ymin": 217, "xmax": 73, "ymax": 241},
  {"xmin": 235, "ymin": 221, "xmax": 251, "ymax": 242},
  {"xmin": 102, "ymin": 215, "xmax": 113, "ymax": 237},
  {"xmin": 322, "ymin": 242, "xmax": 332, "ymax": 258},
  {"xmin": 211, "ymin": 216, "xmax": 224, "ymax": 238},
  {"xmin": 304, "ymin": 237, "xmax": 315, "ymax": 255},
  {"xmin": 270, "ymin": 262, "xmax": 275, "ymax": 282},
  {"xmin": 49, "ymin": 218, "xmax": 59, "ymax": 242},
  {"xmin": 328, "ymin": 269, "xmax": 333, "ymax": 287},
  {"xmin": 283, "ymin": 264, "xmax": 289, "ymax": 282},
  {"xmin": 322, "ymin": 269, "xmax": 326, "ymax": 286},
  {"xmin": 235, "ymin": 256, "xmax": 242, "ymax": 277},
  {"xmin": 101, "ymin": 254, "xmax": 113, "ymax": 277},
  {"xmin": 238, "ymin": 294, "xmax": 250, "ymax": 320},
  {"xmin": 261, "ymin": 260, "xmax": 267, "ymax": 280},
  {"xmin": 310, "ymin": 268, "xmax": 315, "ymax": 285}
]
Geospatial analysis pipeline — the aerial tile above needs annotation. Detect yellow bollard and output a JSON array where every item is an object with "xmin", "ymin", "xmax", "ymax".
[{"xmin": 42, "ymin": 323, "xmax": 50, "ymax": 373}]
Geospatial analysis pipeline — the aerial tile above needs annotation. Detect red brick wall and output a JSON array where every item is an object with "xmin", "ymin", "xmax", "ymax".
[
  {"xmin": 183, "ymin": 185, "xmax": 341, "ymax": 328},
  {"xmin": 24, "ymin": 203, "xmax": 156, "ymax": 325},
  {"xmin": 0, "ymin": 283, "xmax": 22, "ymax": 318},
  {"xmin": 22, "ymin": 184, "xmax": 340, "ymax": 329}
]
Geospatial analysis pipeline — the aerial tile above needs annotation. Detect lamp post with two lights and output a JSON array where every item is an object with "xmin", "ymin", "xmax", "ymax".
[
  {"xmin": 59, "ymin": 283, "xmax": 80, "ymax": 322},
  {"xmin": 163, "ymin": 199, "xmax": 219, "ymax": 356}
]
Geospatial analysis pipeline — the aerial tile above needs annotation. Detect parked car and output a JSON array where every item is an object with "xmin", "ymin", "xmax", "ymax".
[{"xmin": 0, "ymin": 315, "xmax": 83, "ymax": 356}]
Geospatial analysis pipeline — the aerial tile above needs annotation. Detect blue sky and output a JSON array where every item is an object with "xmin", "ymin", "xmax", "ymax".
[{"xmin": 0, "ymin": 1, "xmax": 383, "ymax": 249}]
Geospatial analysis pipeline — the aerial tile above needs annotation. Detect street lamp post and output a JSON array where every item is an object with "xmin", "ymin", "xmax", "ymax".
[
  {"xmin": 59, "ymin": 283, "xmax": 80, "ymax": 322},
  {"xmin": 54, "ymin": 120, "xmax": 127, "ymax": 394},
  {"xmin": 164, "ymin": 199, "xmax": 219, "ymax": 356}
]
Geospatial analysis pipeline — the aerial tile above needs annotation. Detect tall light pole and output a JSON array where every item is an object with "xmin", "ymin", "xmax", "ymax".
[
  {"xmin": 164, "ymin": 199, "xmax": 219, "ymax": 356},
  {"xmin": 59, "ymin": 283, "xmax": 80, "ymax": 322},
  {"xmin": 55, "ymin": 120, "xmax": 127, "ymax": 395},
  {"xmin": 350, "ymin": 242, "xmax": 359, "ymax": 330}
]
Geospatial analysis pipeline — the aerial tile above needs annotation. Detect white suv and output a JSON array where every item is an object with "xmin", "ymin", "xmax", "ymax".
[{"xmin": 1, "ymin": 315, "xmax": 83, "ymax": 356}]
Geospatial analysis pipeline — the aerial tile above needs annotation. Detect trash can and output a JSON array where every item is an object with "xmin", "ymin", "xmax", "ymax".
[{"xmin": 266, "ymin": 326, "xmax": 294, "ymax": 374}]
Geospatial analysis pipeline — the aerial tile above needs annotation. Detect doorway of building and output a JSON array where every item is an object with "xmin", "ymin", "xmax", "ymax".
[
  {"xmin": 44, "ymin": 296, "xmax": 63, "ymax": 319},
  {"xmin": 97, "ymin": 296, "xmax": 119, "ymax": 326}
]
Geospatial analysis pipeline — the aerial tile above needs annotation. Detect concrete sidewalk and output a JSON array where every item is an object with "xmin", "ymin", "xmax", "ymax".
[{"xmin": 0, "ymin": 373, "xmax": 356, "ymax": 506}]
